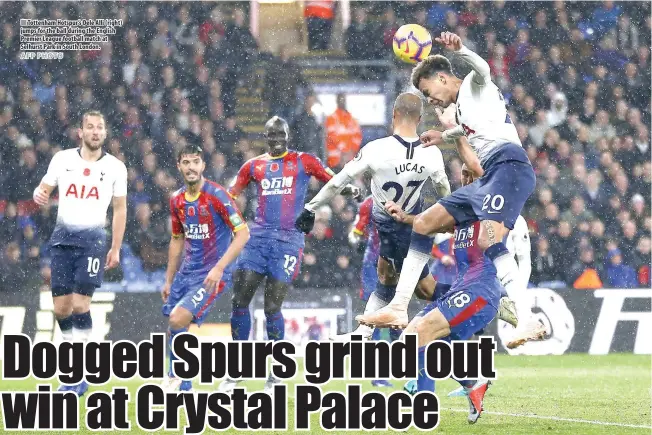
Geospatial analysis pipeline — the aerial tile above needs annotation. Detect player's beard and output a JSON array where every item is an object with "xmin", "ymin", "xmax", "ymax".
[
  {"xmin": 184, "ymin": 171, "xmax": 201, "ymax": 186},
  {"xmin": 82, "ymin": 135, "xmax": 104, "ymax": 151}
]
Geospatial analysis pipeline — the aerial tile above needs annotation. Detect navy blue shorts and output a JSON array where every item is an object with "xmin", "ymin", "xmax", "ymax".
[
  {"xmin": 236, "ymin": 236, "xmax": 303, "ymax": 283},
  {"xmin": 439, "ymin": 143, "xmax": 535, "ymax": 230},
  {"xmin": 162, "ymin": 271, "xmax": 231, "ymax": 326},
  {"xmin": 377, "ymin": 225, "xmax": 429, "ymax": 280},
  {"xmin": 418, "ymin": 277, "xmax": 500, "ymax": 341},
  {"xmin": 50, "ymin": 244, "xmax": 106, "ymax": 297}
]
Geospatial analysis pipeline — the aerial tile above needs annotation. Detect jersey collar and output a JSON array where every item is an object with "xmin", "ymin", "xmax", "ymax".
[
  {"xmin": 184, "ymin": 179, "xmax": 205, "ymax": 202},
  {"xmin": 77, "ymin": 147, "xmax": 106, "ymax": 162},
  {"xmin": 392, "ymin": 135, "xmax": 420, "ymax": 148},
  {"xmin": 267, "ymin": 151, "xmax": 288, "ymax": 160}
]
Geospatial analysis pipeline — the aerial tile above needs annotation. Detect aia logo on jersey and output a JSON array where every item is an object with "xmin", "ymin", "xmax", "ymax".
[
  {"xmin": 65, "ymin": 184, "xmax": 99, "ymax": 199},
  {"xmin": 188, "ymin": 206, "xmax": 196, "ymax": 217},
  {"xmin": 83, "ymin": 168, "xmax": 90, "ymax": 176},
  {"xmin": 270, "ymin": 162, "xmax": 280, "ymax": 172}
]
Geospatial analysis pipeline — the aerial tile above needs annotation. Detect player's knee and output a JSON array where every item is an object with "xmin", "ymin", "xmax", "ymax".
[
  {"xmin": 169, "ymin": 308, "xmax": 191, "ymax": 329},
  {"xmin": 231, "ymin": 291, "xmax": 252, "ymax": 309},
  {"xmin": 264, "ymin": 297, "xmax": 282, "ymax": 315},
  {"xmin": 53, "ymin": 304, "xmax": 72, "ymax": 319},
  {"xmin": 71, "ymin": 298, "xmax": 91, "ymax": 314}
]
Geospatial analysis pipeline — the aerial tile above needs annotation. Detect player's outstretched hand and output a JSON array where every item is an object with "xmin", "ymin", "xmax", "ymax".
[
  {"xmin": 161, "ymin": 282, "xmax": 171, "ymax": 303},
  {"xmin": 434, "ymin": 31, "xmax": 462, "ymax": 51},
  {"xmin": 420, "ymin": 130, "xmax": 444, "ymax": 147},
  {"xmin": 105, "ymin": 248, "xmax": 120, "ymax": 270},
  {"xmin": 435, "ymin": 105, "xmax": 457, "ymax": 130},
  {"xmin": 295, "ymin": 208, "xmax": 316, "ymax": 234},
  {"xmin": 204, "ymin": 265, "xmax": 224, "ymax": 293}
]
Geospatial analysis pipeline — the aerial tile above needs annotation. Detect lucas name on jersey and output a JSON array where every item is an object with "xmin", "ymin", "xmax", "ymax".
[
  {"xmin": 261, "ymin": 176, "xmax": 294, "ymax": 196},
  {"xmin": 395, "ymin": 162, "xmax": 425, "ymax": 175}
]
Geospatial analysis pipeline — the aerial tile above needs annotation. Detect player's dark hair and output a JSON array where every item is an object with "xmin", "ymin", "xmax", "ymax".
[
  {"xmin": 81, "ymin": 110, "xmax": 106, "ymax": 127},
  {"xmin": 411, "ymin": 55, "xmax": 454, "ymax": 89},
  {"xmin": 177, "ymin": 144, "xmax": 204, "ymax": 162}
]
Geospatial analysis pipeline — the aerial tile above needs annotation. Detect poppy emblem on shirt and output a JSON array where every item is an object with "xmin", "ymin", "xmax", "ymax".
[
  {"xmin": 83, "ymin": 168, "xmax": 91, "ymax": 176},
  {"xmin": 270, "ymin": 162, "xmax": 280, "ymax": 172},
  {"xmin": 188, "ymin": 206, "xmax": 196, "ymax": 217}
]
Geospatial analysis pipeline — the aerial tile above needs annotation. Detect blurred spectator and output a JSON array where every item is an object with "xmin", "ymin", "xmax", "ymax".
[
  {"xmin": 291, "ymin": 94, "xmax": 324, "ymax": 158},
  {"xmin": 324, "ymin": 94, "xmax": 362, "ymax": 169},
  {"xmin": 0, "ymin": 242, "xmax": 26, "ymax": 293},
  {"xmin": 264, "ymin": 46, "xmax": 308, "ymax": 124},
  {"xmin": 568, "ymin": 247, "xmax": 604, "ymax": 289},
  {"xmin": 304, "ymin": 0, "xmax": 335, "ymax": 51},
  {"xmin": 605, "ymin": 248, "xmax": 637, "ymax": 288}
]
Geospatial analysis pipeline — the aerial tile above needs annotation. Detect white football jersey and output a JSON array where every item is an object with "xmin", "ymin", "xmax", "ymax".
[
  {"xmin": 505, "ymin": 215, "xmax": 532, "ymax": 287},
  {"xmin": 340, "ymin": 135, "xmax": 448, "ymax": 218},
  {"xmin": 454, "ymin": 46, "xmax": 522, "ymax": 165},
  {"xmin": 41, "ymin": 148, "xmax": 127, "ymax": 245}
]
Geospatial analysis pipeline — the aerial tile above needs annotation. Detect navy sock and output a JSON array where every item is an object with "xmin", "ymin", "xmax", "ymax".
[
  {"xmin": 484, "ymin": 242, "xmax": 509, "ymax": 261},
  {"xmin": 417, "ymin": 346, "xmax": 435, "ymax": 392},
  {"xmin": 57, "ymin": 315, "xmax": 73, "ymax": 336},
  {"xmin": 432, "ymin": 282, "xmax": 452, "ymax": 301},
  {"xmin": 371, "ymin": 328, "xmax": 382, "ymax": 341},
  {"xmin": 265, "ymin": 311, "xmax": 285, "ymax": 341},
  {"xmin": 168, "ymin": 327, "xmax": 188, "ymax": 377},
  {"xmin": 71, "ymin": 311, "xmax": 92, "ymax": 330},
  {"xmin": 375, "ymin": 283, "xmax": 396, "ymax": 302},
  {"xmin": 410, "ymin": 230, "xmax": 434, "ymax": 255},
  {"xmin": 231, "ymin": 308, "xmax": 251, "ymax": 341}
]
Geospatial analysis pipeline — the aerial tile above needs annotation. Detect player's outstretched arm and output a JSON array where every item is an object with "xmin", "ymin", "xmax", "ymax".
[
  {"xmin": 106, "ymin": 195, "xmax": 127, "ymax": 269},
  {"xmin": 435, "ymin": 31, "xmax": 491, "ymax": 85}
]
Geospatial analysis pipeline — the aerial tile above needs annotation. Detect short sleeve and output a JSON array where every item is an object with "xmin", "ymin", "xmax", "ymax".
[
  {"xmin": 113, "ymin": 161, "xmax": 128, "ymax": 197},
  {"xmin": 428, "ymin": 147, "xmax": 447, "ymax": 184},
  {"xmin": 170, "ymin": 196, "xmax": 184, "ymax": 237},
  {"xmin": 41, "ymin": 152, "xmax": 61, "ymax": 187},
  {"xmin": 228, "ymin": 160, "xmax": 253, "ymax": 198},
  {"xmin": 212, "ymin": 188, "xmax": 247, "ymax": 233},
  {"xmin": 300, "ymin": 153, "xmax": 333, "ymax": 183}
]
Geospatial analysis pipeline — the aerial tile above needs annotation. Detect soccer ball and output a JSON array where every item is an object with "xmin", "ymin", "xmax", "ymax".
[{"xmin": 392, "ymin": 24, "xmax": 432, "ymax": 64}]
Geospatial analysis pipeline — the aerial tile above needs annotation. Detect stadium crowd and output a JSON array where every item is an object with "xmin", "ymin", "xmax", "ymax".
[{"xmin": 0, "ymin": 1, "xmax": 649, "ymax": 293}]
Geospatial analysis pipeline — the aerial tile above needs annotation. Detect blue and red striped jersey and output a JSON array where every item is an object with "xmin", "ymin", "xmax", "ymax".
[
  {"xmin": 170, "ymin": 179, "xmax": 247, "ymax": 274},
  {"xmin": 452, "ymin": 221, "xmax": 496, "ymax": 286},
  {"xmin": 352, "ymin": 196, "xmax": 380, "ymax": 264},
  {"xmin": 228, "ymin": 150, "xmax": 332, "ymax": 246}
]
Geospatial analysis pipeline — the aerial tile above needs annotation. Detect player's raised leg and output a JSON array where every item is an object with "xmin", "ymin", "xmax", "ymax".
[{"xmin": 356, "ymin": 204, "xmax": 455, "ymax": 328}]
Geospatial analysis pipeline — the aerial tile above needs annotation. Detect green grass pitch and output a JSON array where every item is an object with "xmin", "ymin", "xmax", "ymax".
[{"xmin": 1, "ymin": 354, "xmax": 650, "ymax": 434}]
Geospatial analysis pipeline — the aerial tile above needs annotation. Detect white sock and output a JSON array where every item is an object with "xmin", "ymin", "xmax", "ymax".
[
  {"xmin": 61, "ymin": 330, "xmax": 73, "ymax": 342},
  {"xmin": 353, "ymin": 293, "xmax": 389, "ymax": 338},
  {"xmin": 73, "ymin": 328, "xmax": 91, "ymax": 344},
  {"xmin": 391, "ymin": 249, "xmax": 430, "ymax": 309},
  {"xmin": 493, "ymin": 254, "xmax": 521, "ymax": 299}
]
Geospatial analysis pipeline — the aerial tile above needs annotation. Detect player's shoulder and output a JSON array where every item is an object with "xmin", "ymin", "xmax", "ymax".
[
  {"xmin": 171, "ymin": 186, "xmax": 186, "ymax": 201},
  {"xmin": 101, "ymin": 152, "xmax": 127, "ymax": 171},
  {"xmin": 203, "ymin": 179, "xmax": 231, "ymax": 199}
]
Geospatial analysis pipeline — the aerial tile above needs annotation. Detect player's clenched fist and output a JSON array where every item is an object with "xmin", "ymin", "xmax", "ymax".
[
  {"xmin": 33, "ymin": 185, "xmax": 49, "ymax": 206},
  {"xmin": 385, "ymin": 201, "xmax": 409, "ymax": 223},
  {"xmin": 435, "ymin": 31, "xmax": 463, "ymax": 51},
  {"xmin": 295, "ymin": 208, "xmax": 316, "ymax": 234},
  {"xmin": 161, "ymin": 282, "xmax": 171, "ymax": 303},
  {"xmin": 420, "ymin": 130, "xmax": 444, "ymax": 147}
]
